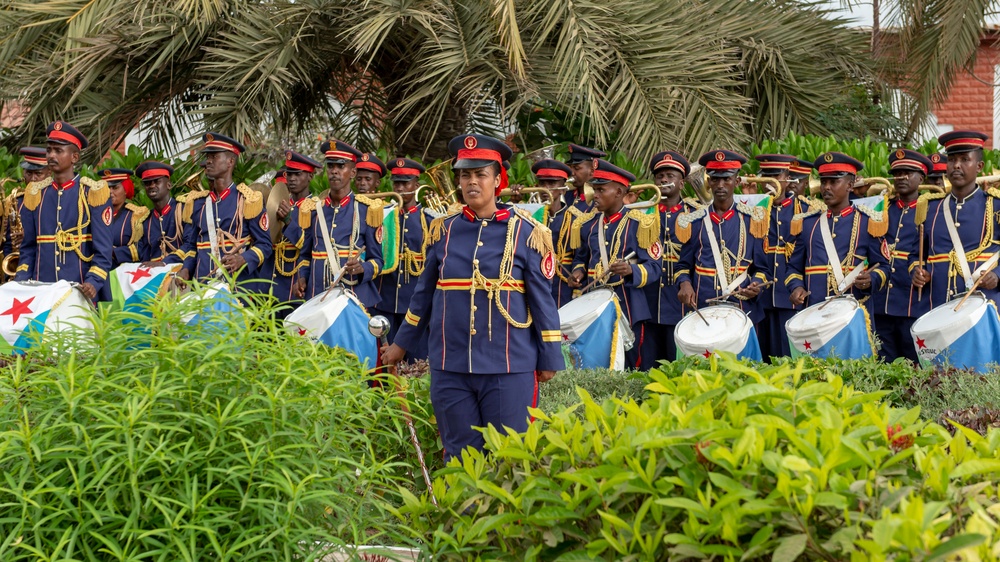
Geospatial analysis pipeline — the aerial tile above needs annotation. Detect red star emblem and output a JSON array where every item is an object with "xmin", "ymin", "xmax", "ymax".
[
  {"xmin": 2, "ymin": 296, "xmax": 35, "ymax": 324},
  {"xmin": 703, "ymin": 349, "xmax": 712, "ymax": 358},
  {"xmin": 297, "ymin": 328, "xmax": 307, "ymax": 336},
  {"xmin": 562, "ymin": 333, "xmax": 569, "ymax": 341},
  {"xmin": 803, "ymin": 340, "xmax": 812, "ymax": 350},
  {"xmin": 128, "ymin": 267, "xmax": 152, "ymax": 284},
  {"xmin": 916, "ymin": 337, "xmax": 926, "ymax": 349}
]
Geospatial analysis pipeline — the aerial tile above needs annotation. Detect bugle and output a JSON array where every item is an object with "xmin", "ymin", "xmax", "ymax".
[
  {"xmin": 624, "ymin": 184, "xmax": 662, "ymax": 210},
  {"xmin": 857, "ymin": 177, "xmax": 892, "ymax": 197},
  {"xmin": 740, "ymin": 176, "xmax": 781, "ymax": 195},
  {"xmin": 497, "ymin": 186, "xmax": 554, "ymax": 204},
  {"xmin": 363, "ymin": 191, "xmax": 405, "ymax": 208}
]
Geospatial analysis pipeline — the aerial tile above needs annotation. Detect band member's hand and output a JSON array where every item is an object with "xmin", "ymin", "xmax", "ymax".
[
  {"xmin": 277, "ymin": 200, "xmax": 292, "ymax": 221},
  {"xmin": 344, "ymin": 257, "xmax": 364, "ymax": 276},
  {"xmin": 295, "ymin": 278, "xmax": 307, "ymax": 298},
  {"xmin": 140, "ymin": 261, "xmax": 161, "ymax": 269},
  {"xmin": 854, "ymin": 270, "xmax": 872, "ymax": 290},
  {"xmin": 981, "ymin": 271, "xmax": 999, "ymax": 290},
  {"xmin": 678, "ymin": 281, "xmax": 696, "ymax": 308},
  {"xmin": 569, "ymin": 270, "xmax": 584, "ymax": 288},
  {"xmin": 740, "ymin": 281, "xmax": 762, "ymax": 298},
  {"xmin": 911, "ymin": 267, "xmax": 930, "ymax": 288},
  {"xmin": 79, "ymin": 282, "xmax": 97, "ymax": 300},
  {"xmin": 536, "ymin": 370, "xmax": 556, "ymax": 383},
  {"xmin": 381, "ymin": 343, "xmax": 406, "ymax": 365},
  {"xmin": 790, "ymin": 287, "xmax": 807, "ymax": 306},
  {"xmin": 178, "ymin": 268, "xmax": 191, "ymax": 281},
  {"xmin": 609, "ymin": 261, "xmax": 632, "ymax": 277},
  {"xmin": 508, "ymin": 184, "xmax": 525, "ymax": 203},
  {"xmin": 221, "ymin": 253, "xmax": 247, "ymax": 273}
]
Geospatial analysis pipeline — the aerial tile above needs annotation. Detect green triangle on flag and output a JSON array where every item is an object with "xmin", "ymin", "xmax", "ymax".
[{"xmin": 381, "ymin": 204, "xmax": 400, "ymax": 274}]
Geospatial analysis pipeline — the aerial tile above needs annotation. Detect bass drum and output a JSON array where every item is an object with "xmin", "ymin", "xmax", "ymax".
[
  {"xmin": 0, "ymin": 280, "xmax": 94, "ymax": 353},
  {"xmin": 785, "ymin": 295, "xmax": 873, "ymax": 359},
  {"xmin": 558, "ymin": 288, "xmax": 634, "ymax": 370},
  {"xmin": 910, "ymin": 292, "xmax": 1000, "ymax": 373},
  {"xmin": 285, "ymin": 286, "xmax": 378, "ymax": 369},
  {"xmin": 674, "ymin": 302, "xmax": 761, "ymax": 361}
]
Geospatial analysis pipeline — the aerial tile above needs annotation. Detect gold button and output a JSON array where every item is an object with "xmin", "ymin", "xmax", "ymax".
[
  {"xmin": 660, "ymin": 282, "xmax": 665, "ymax": 287},
  {"xmin": 57, "ymin": 206, "xmax": 61, "ymax": 210},
  {"xmin": 473, "ymin": 259, "xmax": 479, "ymax": 265},
  {"xmin": 477, "ymin": 241, "xmax": 483, "ymax": 246},
  {"xmin": 891, "ymin": 268, "xmax": 896, "ymax": 272},
  {"xmin": 482, "ymin": 220, "xmax": 488, "ymax": 226},
  {"xmin": 888, "ymin": 283, "xmax": 893, "ymax": 288},
  {"xmin": 832, "ymin": 233, "xmax": 837, "ymax": 238},
  {"xmin": 332, "ymin": 223, "xmax": 337, "ymax": 228},
  {"xmin": 471, "ymin": 328, "xmax": 477, "ymax": 335},
  {"xmin": 403, "ymin": 229, "xmax": 408, "ymax": 233},
  {"xmin": 397, "ymin": 283, "xmax": 401, "ymax": 288},
  {"xmin": 957, "ymin": 205, "xmax": 963, "ymax": 210},
  {"xmin": 955, "ymin": 222, "xmax": 961, "ymax": 227},
  {"xmin": 778, "ymin": 221, "xmax": 782, "ymax": 225},
  {"xmin": 472, "ymin": 305, "xmax": 478, "ymax": 311}
]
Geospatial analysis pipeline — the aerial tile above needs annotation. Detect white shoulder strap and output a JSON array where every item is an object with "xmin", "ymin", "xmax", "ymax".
[
  {"xmin": 818, "ymin": 213, "xmax": 845, "ymax": 288},
  {"xmin": 315, "ymin": 201, "xmax": 343, "ymax": 283},
  {"xmin": 942, "ymin": 197, "xmax": 974, "ymax": 286}
]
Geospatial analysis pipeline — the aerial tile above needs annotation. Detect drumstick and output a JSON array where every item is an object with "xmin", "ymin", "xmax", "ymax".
[
  {"xmin": 708, "ymin": 280, "xmax": 775, "ymax": 303},
  {"xmin": 578, "ymin": 252, "xmax": 637, "ymax": 294},
  {"xmin": 322, "ymin": 246, "xmax": 366, "ymax": 302},
  {"xmin": 917, "ymin": 223, "xmax": 925, "ymax": 300},
  {"xmin": 693, "ymin": 305, "xmax": 710, "ymax": 326},
  {"xmin": 953, "ymin": 267, "xmax": 994, "ymax": 311}
]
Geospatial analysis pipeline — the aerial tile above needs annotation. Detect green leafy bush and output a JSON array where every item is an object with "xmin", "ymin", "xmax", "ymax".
[
  {"xmin": 392, "ymin": 355, "xmax": 1000, "ymax": 560},
  {"xmin": 0, "ymin": 290, "xmax": 426, "ymax": 561}
]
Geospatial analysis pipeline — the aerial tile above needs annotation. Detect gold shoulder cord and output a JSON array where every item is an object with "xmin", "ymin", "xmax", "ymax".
[
  {"xmin": 471, "ymin": 216, "xmax": 533, "ymax": 340},
  {"xmin": 403, "ymin": 211, "xmax": 427, "ymax": 280},
  {"xmin": 55, "ymin": 182, "xmax": 95, "ymax": 264}
]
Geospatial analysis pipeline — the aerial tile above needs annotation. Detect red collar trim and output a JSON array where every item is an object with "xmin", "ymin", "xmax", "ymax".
[
  {"xmin": 53, "ymin": 179, "xmax": 75, "ymax": 191},
  {"xmin": 781, "ymin": 198, "xmax": 793, "ymax": 207},
  {"xmin": 827, "ymin": 206, "xmax": 855, "ymax": 218},
  {"xmin": 154, "ymin": 203, "xmax": 172, "ymax": 218},
  {"xmin": 290, "ymin": 197, "xmax": 307, "ymax": 207},
  {"xmin": 406, "ymin": 205, "xmax": 418, "ymax": 213},
  {"xmin": 324, "ymin": 194, "xmax": 352, "ymax": 208},
  {"xmin": 658, "ymin": 202, "xmax": 684, "ymax": 213},
  {"xmin": 710, "ymin": 209, "xmax": 735, "ymax": 224},
  {"xmin": 896, "ymin": 199, "xmax": 917, "ymax": 209},
  {"xmin": 210, "ymin": 187, "xmax": 231, "ymax": 202},
  {"xmin": 462, "ymin": 206, "xmax": 511, "ymax": 222},
  {"xmin": 603, "ymin": 211, "xmax": 623, "ymax": 224}
]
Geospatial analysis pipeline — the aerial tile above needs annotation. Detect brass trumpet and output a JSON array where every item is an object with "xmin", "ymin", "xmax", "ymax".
[
  {"xmin": 624, "ymin": 184, "xmax": 662, "ymax": 210},
  {"xmin": 858, "ymin": 177, "xmax": 892, "ymax": 197},
  {"xmin": 1, "ymin": 190, "xmax": 21, "ymax": 279},
  {"xmin": 740, "ymin": 176, "xmax": 781, "ymax": 195},
  {"xmin": 497, "ymin": 187, "xmax": 554, "ymax": 204},
  {"xmin": 363, "ymin": 191, "xmax": 405, "ymax": 208}
]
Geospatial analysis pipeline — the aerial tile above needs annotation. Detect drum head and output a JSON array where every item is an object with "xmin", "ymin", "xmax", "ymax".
[
  {"xmin": 912, "ymin": 292, "xmax": 988, "ymax": 334},
  {"xmin": 558, "ymin": 289, "xmax": 614, "ymax": 326},
  {"xmin": 786, "ymin": 296, "xmax": 858, "ymax": 338},
  {"xmin": 675, "ymin": 304, "xmax": 751, "ymax": 351}
]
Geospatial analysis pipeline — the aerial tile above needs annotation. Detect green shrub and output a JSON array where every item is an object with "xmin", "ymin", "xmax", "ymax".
[
  {"xmin": 392, "ymin": 354, "xmax": 1000, "ymax": 560},
  {"xmin": 0, "ymin": 289, "xmax": 424, "ymax": 561}
]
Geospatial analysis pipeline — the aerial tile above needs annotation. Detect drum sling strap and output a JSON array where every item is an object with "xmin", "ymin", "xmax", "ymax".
[
  {"xmin": 942, "ymin": 197, "xmax": 976, "ymax": 287},
  {"xmin": 703, "ymin": 216, "xmax": 746, "ymax": 295},
  {"xmin": 204, "ymin": 193, "xmax": 222, "ymax": 278},
  {"xmin": 597, "ymin": 217, "xmax": 611, "ymax": 275},
  {"xmin": 315, "ymin": 202, "xmax": 344, "ymax": 286}
]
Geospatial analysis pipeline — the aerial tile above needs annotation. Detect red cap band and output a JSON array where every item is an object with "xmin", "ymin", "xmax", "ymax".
[
  {"xmin": 705, "ymin": 161, "xmax": 743, "ymax": 170},
  {"xmin": 592, "ymin": 169, "xmax": 631, "ymax": 187},
  {"xmin": 456, "ymin": 148, "xmax": 503, "ymax": 164},
  {"xmin": 140, "ymin": 168, "xmax": 170, "ymax": 180},
  {"xmin": 204, "ymin": 140, "xmax": 241, "ymax": 155},
  {"xmin": 48, "ymin": 130, "xmax": 81, "ymax": 149},
  {"xmin": 274, "ymin": 175, "xmax": 287, "ymax": 183},
  {"xmin": 932, "ymin": 162, "xmax": 947, "ymax": 172},
  {"xmin": 325, "ymin": 150, "xmax": 357, "ymax": 162},
  {"xmin": 285, "ymin": 159, "xmax": 317, "ymax": 172},
  {"xmin": 391, "ymin": 167, "xmax": 421, "ymax": 176},
  {"xmin": 23, "ymin": 156, "xmax": 47, "ymax": 166},
  {"xmin": 789, "ymin": 165, "xmax": 812, "ymax": 175},
  {"xmin": 653, "ymin": 160, "xmax": 687, "ymax": 173},
  {"xmin": 356, "ymin": 161, "xmax": 383, "ymax": 174},
  {"xmin": 944, "ymin": 137, "xmax": 985, "ymax": 149},
  {"xmin": 758, "ymin": 162, "xmax": 791, "ymax": 170},
  {"xmin": 535, "ymin": 168, "xmax": 568, "ymax": 179},
  {"xmin": 817, "ymin": 163, "xmax": 859, "ymax": 175},
  {"xmin": 890, "ymin": 159, "xmax": 928, "ymax": 174}
]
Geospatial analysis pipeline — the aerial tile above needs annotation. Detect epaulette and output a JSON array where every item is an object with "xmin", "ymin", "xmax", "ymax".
[
  {"xmin": 675, "ymin": 206, "xmax": 709, "ymax": 244},
  {"xmin": 126, "ymin": 203, "xmax": 150, "ymax": 245},
  {"xmin": 915, "ymin": 190, "xmax": 947, "ymax": 226},
  {"xmin": 298, "ymin": 197, "xmax": 317, "ymax": 229},
  {"xmin": 790, "ymin": 203, "xmax": 826, "ymax": 236},
  {"xmin": 626, "ymin": 208, "xmax": 661, "ymax": 251},
  {"xmin": 354, "ymin": 194, "xmax": 385, "ymax": 228},
  {"xmin": 236, "ymin": 183, "xmax": 263, "ymax": 219},
  {"xmin": 22, "ymin": 180, "xmax": 48, "ymax": 211},
  {"xmin": 180, "ymin": 190, "xmax": 211, "ymax": 224},
  {"xmin": 683, "ymin": 197, "xmax": 701, "ymax": 210},
  {"xmin": 853, "ymin": 193, "xmax": 889, "ymax": 237},
  {"xmin": 569, "ymin": 209, "xmax": 599, "ymax": 249},
  {"xmin": 80, "ymin": 177, "xmax": 110, "ymax": 207},
  {"xmin": 793, "ymin": 195, "xmax": 812, "ymax": 216},
  {"xmin": 512, "ymin": 207, "xmax": 556, "ymax": 256},
  {"xmin": 426, "ymin": 209, "xmax": 461, "ymax": 247},
  {"xmin": 735, "ymin": 198, "xmax": 771, "ymax": 239}
]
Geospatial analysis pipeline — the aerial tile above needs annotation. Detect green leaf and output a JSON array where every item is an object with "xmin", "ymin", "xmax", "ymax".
[
  {"xmin": 925, "ymin": 533, "xmax": 986, "ymax": 562},
  {"xmin": 771, "ymin": 534, "xmax": 808, "ymax": 562}
]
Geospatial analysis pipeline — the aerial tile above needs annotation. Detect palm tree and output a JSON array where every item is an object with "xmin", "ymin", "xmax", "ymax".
[{"xmin": 0, "ymin": 0, "xmax": 885, "ymax": 164}]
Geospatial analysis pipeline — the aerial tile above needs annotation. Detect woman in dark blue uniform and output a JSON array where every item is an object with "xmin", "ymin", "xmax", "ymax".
[{"xmin": 381, "ymin": 134, "xmax": 565, "ymax": 461}]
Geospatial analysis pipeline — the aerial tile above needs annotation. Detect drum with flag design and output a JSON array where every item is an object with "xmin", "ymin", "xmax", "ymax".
[
  {"xmin": 178, "ymin": 281, "xmax": 241, "ymax": 332},
  {"xmin": 558, "ymin": 288, "xmax": 634, "ymax": 370},
  {"xmin": 674, "ymin": 302, "xmax": 761, "ymax": 360},
  {"xmin": 109, "ymin": 263, "xmax": 182, "ymax": 315},
  {"xmin": 0, "ymin": 280, "xmax": 94, "ymax": 353},
  {"xmin": 284, "ymin": 286, "xmax": 377, "ymax": 369},
  {"xmin": 910, "ymin": 292, "xmax": 1000, "ymax": 373},
  {"xmin": 785, "ymin": 295, "xmax": 874, "ymax": 359}
]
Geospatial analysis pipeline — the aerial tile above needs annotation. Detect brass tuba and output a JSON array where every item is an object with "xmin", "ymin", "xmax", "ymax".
[{"xmin": 1, "ymin": 183, "xmax": 23, "ymax": 279}]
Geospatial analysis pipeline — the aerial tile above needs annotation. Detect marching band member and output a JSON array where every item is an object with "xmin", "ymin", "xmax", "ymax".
[
  {"xmin": 273, "ymin": 166, "xmax": 288, "ymax": 186},
  {"xmin": 355, "ymin": 152, "xmax": 387, "ymax": 195},
  {"xmin": 911, "ymin": 131, "xmax": 1000, "ymax": 307},
  {"xmin": 787, "ymin": 152, "xmax": 882, "ymax": 307},
  {"xmin": 2, "ymin": 147, "xmax": 49, "ymax": 264},
  {"xmin": 532, "ymin": 158, "xmax": 576, "ymax": 307},
  {"xmin": 178, "ymin": 133, "xmax": 272, "ymax": 288},
  {"xmin": 870, "ymin": 149, "xmax": 931, "ymax": 363},
  {"xmin": 925, "ymin": 152, "xmax": 947, "ymax": 189},
  {"xmin": 676, "ymin": 150, "xmax": 768, "ymax": 323},
  {"xmin": 374, "ymin": 157, "xmax": 429, "ymax": 361},
  {"xmin": 757, "ymin": 154, "xmax": 807, "ymax": 359},
  {"xmin": 136, "ymin": 161, "xmax": 185, "ymax": 264},
  {"xmin": 296, "ymin": 139, "xmax": 384, "ymax": 308},
  {"xmin": 788, "ymin": 159, "xmax": 814, "ymax": 200},
  {"xmin": 570, "ymin": 159, "xmax": 662, "ymax": 369},
  {"xmin": 641, "ymin": 150, "xmax": 697, "ymax": 364},
  {"xmin": 98, "ymin": 168, "xmax": 147, "ymax": 268},
  {"xmin": 264, "ymin": 150, "xmax": 321, "ymax": 316},
  {"xmin": 565, "ymin": 144, "xmax": 604, "ymax": 212},
  {"xmin": 381, "ymin": 133, "xmax": 564, "ymax": 461},
  {"xmin": 15, "ymin": 121, "xmax": 113, "ymax": 302}
]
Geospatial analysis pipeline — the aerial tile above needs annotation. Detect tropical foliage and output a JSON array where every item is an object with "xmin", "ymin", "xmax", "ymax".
[{"xmin": 0, "ymin": 0, "xmax": 885, "ymax": 164}]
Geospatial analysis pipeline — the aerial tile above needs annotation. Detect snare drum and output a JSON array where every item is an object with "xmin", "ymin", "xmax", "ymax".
[
  {"xmin": 285, "ymin": 287, "xmax": 378, "ymax": 369},
  {"xmin": 674, "ymin": 302, "xmax": 761, "ymax": 360},
  {"xmin": 179, "ymin": 281, "xmax": 240, "ymax": 332},
  {"xmin": 785, "ymin": 295, "xmax": 874, "ymax": 359},
  {"xmin": 910, "ymin": 292, "xmax": 1000, "ymax": 372},
  {"xmin": 0, "ymin": 280, "xmax": 94, "ymax": 353},
  {"xmin": 109, "ymin": 263, "xmax": 182, "ymax": 315},
  {"xmin": 558, "ymin": 288, "xmax": 634, "ymax": 370}
]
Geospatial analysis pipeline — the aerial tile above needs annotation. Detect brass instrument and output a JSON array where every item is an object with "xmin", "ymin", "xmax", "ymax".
[
  {"xmin": 857, "ymin": 177, "xmax": 892, "ymax": 197},
  {"xmin": 740, "ymin": 175, "xmax": 782, "ymax": 195},
  {"xmin": 624, "ymin": 184, "xmax": 662, "ymax": 210},
  {"xmin": 687, "ymin": 164, "xmax": 711, "ymax": 203},
  {"xmin": 1, "ymin": 186, "xmax": 22, "ymax": 279},
  {"xmin": 497, "ymin": 187, "xmax": 554, "ymax": 204},
  {"xmin": 978, "ymin": 174, "xmax": 1000, "ymax": 189},
  {"xmin": 363, "ymin": 191, "xmax": 405, "ymax": 208},
  {"xmin": 425, "ymin": 159, "xmax": 458, "ymax": 203},
  {"xmin": 181, "ymin": 171, "xmax": 205, "ymax": 191},
  {"xmin": 415, "ymin": 185, "xmax": 456, "ymax": 217}
]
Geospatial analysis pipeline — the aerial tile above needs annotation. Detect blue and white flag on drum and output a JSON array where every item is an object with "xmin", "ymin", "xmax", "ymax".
[
  {"xmin": 558, "ymin": 289, "xmax": 632, "ymax": 370},
  {"xmin": 285, "ymin": 287, "xmax": 377, "ymax": 369},
  {"xmin": 0, "ymin": 280, "xmax": 94, "ymax": 353},
  {"xmin": 911, "ymin": 293, "xmax": 1000, "ymax": 373},
  {"xmin": 786, "ymin": 296, "xmax": 874, "ymax": 360},
  {"xmin": 109, "ymin": 263, "xmax": 181, "ymax": 315},
  {"xmin": 674, "ymin": 303, "xmax": 762, "ymax": 361},
  {"xmin": 179, "ymin": 281, "xmax": 241, "ymax": 333}
]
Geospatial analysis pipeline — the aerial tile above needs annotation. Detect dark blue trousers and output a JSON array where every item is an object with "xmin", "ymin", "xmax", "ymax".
[
  {"xmin": 759, "ymin": 308, "xmax": 796, "ymax": 361},
  {"xmin": 637, "ymin": 321, "xmax": 677, "ymax": 368},
  {"xmin": 430, "ymin": 369, "xmax": 537, "ymax": 461},
  {"xmin": 875, "ymin": 314, "xmax": 918, "ymax": 364}
]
